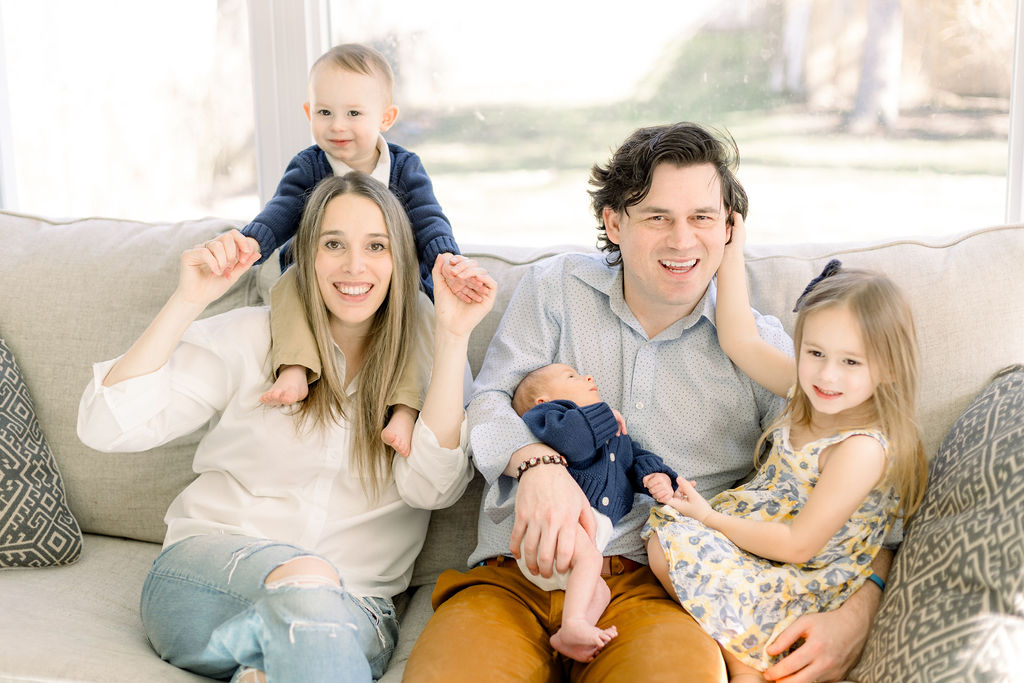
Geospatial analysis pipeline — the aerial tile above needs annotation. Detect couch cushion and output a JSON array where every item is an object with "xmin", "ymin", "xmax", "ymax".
[
  {"xmin": 0, "ymin": 533, "xmax": 212, "ymax": 681},
  {"xmin": 850, "ymin": 365, "xmax": 1024, "ymax": 682},
  {"xmin": 0, "ymin": 211, "xmax": 261, "ymax": 543},
  {"xmin": 0, "ymin": 335, "xmax": 83, "ymax": 567}
]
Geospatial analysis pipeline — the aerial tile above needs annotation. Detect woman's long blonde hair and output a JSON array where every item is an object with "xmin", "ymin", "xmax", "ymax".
[
  {"xmin": 290, "ymin": 172, "xmax": 419, "ymax": 500},
  {"xmin": 758, "ymin": 268, "xmax": 928, "ymax": 520}
]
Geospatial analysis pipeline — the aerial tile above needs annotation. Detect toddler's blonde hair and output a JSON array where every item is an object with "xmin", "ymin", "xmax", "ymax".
[{"xmin": 311, "ymin": 43, "xmax": 395, "ymax": 104}]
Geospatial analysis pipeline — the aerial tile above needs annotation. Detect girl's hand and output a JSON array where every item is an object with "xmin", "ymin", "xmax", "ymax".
[
  {"xmin": 431, "ymin": 254, "xmax": 497, "ymax": 337},
  {"xmin": 643, "ymin": 472, "xmax": 674, "ymax": 503},
  {"xmin": 611, "ymin": 408, "xmax": 628, "ymax": 436},
  {"xmin": 665, "ymin": 476, "xmax": 713, "ymax": 523},
  {"xmin": 177, "ymin": 230, "xmax": 260, "ymax": 308},
  {"xmin": 724, "ymin": 211, "xmax": 747, "ymax": 258},
  {"xmin": 440, "ymin": 253, "xmax": 491, "ymax": 303}
]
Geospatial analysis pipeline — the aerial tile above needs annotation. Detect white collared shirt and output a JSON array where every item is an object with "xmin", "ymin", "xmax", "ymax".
[
  {"xmin": 77, "ymin": 304, "xmax": 471, "ymax": 598},
  {"xmin": 324, "ymin": 134, "xmax": 392, "ymax": 185}
]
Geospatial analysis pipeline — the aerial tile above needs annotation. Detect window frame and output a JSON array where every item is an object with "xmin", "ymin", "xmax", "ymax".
[{"xmin": 1007, "ymin": 0, "xmax": 1024, "ymax": 223}]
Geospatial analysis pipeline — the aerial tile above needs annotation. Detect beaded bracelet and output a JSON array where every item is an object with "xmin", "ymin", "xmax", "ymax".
[{"xmin": 515, "ymin": 454, "xmax": 569, "ymax": 480}]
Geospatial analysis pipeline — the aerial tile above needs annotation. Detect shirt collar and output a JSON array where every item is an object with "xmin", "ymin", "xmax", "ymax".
[
  {"xmin": 325, "ymin": 134, "xmax": 391, "ymax": 186},
  {"xmin": 571, "ymin": 253, "xmax": 716, "ymax": 341}
]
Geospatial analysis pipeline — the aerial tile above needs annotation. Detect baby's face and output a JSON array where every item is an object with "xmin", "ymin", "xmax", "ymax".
[
  {"xmin": 305, "ymin": 63, "xmax": 396, "ymax": 174},
  {"xmin": 539, "ymin": 364, "xmax": 601, "ymax": 407}
]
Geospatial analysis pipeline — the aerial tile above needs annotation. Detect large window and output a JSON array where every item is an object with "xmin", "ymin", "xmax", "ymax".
[
  {"xmin": 324, "ymin": 0, "xmax": 1015, "ymax": 246},
  {"xmin": 0, "ymin": 0, "xmax": 1017, "ymax": 248},
  {"xmin": 0, "ymin": 0, "xmax": 257, "ymax": 222}
]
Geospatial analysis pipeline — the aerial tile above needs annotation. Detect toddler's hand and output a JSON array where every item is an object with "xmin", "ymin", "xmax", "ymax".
[
  {"xmin": 440, "ymin": 254, "xmax": 491, "ymax": 303},
  {"xmin": 666, "ymin": 477, "xmax": 713, "ymax": 523},
  {"xmin": 611, "ymin": 408, "xmax": 628, "ymax": 436},
  {"xmin": 643, "ymin": 472, "xmax": 673, "ymax": 503}
]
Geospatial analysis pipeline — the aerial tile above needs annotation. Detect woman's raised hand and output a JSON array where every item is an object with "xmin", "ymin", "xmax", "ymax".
[
  {"xmin": 177, "ymin": 230, "xmax": 261, "ymax": 308},
  {"xmin": 100, "ymin": 231, "xmax": 260, "ymax": 388},
  {"xmin": 431, "ymin": 254, "xmax": 497, "ymax": 337}
]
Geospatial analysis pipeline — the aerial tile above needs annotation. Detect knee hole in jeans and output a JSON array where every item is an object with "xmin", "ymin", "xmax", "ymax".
[{"xmin": 264, "ymin": 556, "xmax": 340, "ymax": 590}]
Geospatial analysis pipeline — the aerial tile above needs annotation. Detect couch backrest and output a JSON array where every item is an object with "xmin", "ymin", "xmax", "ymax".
[
  {"xmin": 410, "ymin": 226, "xmax": 1024, "ymax": 585},
  {"xmin": 2, "ymin": 210, "xmax": 1022, "ymax": 571},
  {"xmin": 0, "ymin": 211, "xmax": 261, "ymax": 542}
]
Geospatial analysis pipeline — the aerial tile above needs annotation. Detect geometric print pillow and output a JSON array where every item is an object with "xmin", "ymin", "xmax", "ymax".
[
  {"xmin": 0, "ymin": 335, "xmax": 83, "ymax": 568},
  {"xmin": 850, "ymin": 365, "xmax": 1024, "ymax": 683}
]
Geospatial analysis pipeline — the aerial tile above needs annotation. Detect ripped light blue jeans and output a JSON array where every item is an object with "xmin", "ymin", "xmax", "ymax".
[{"xmin": 140, "ymin": 535, "xmax": 398, "ymax": 682}]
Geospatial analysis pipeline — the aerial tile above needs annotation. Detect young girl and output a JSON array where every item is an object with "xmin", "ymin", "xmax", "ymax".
[
  {"xmin": 643, "ymin": 215, "xmax": 928, "ymax": 682},
  {"xmin": 77, "ymin": 173, "xmax": 496, "ymax": 682}
]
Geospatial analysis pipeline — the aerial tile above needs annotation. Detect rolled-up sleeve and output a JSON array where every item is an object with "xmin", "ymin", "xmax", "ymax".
[
  {"xmin": 395, "ymin": 418, "xmax": 473, "ymax": 509},
  {"xmin": 76, "ymin": 323, "xmax": 236, "ymax": 453}
]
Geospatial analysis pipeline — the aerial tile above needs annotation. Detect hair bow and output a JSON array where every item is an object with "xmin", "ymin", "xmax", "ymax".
[{"xmin": 793, "ymin": 259, "xmax": 842, "ymax": 312}]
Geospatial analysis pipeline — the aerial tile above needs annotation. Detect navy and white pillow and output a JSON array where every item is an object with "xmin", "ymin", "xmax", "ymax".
[
  {"xmin": 852, "ymin": 365, "xmax": 1024, "ymax": 682},
  {"xmin": 1, "ymin": 335, "xmax": 82, "ymax": 568}
]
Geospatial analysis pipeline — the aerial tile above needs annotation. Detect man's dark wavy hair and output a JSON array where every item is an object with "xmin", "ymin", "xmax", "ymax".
[{"xmin": 588, "ymin": 122, "xmax": 748, "ymax": 265}]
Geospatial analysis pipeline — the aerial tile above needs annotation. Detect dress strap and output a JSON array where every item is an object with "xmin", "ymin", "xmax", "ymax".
[{"xmin": 811, "ymin": 428, "xmax": 888, "ymax": 456}]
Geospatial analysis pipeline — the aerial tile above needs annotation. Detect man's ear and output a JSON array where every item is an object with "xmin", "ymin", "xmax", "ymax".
[
  {"xmin": 380, "ymin": 104, "xmax": 399, "ymax": 132},
  {"xmin": 303, "ymin": 102, "xmax": 312, "ymax": 122},
  {"xmin": 602, "ymin": 207, "xmax": 622, "ymax": 245}
]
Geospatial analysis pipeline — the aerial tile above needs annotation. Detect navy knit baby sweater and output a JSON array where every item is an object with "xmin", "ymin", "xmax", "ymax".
[{"xmin": 522, "ymin": 400, "xmax": 678, "ymax": 524}]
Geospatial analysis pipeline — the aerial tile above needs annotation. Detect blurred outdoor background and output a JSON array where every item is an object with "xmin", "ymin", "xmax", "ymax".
[{"xmin": 0, "ymin": 0, "xmax": 1015, "ymax": 246}]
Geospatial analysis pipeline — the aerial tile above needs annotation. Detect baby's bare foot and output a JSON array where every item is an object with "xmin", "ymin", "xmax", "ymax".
[
  {"xmin": 382, "ymin": 427, "xmax": 411, "ymax": 458},
  {"xmin": 259, "ymin": 365, "xmax": 309, "ymax": 406},
  {"xmin": 550, "ymin": 620, "xmax": 617, "ymax": 663},
  {"xmin": 381, "ymin": 406, "xmax": 417, "ymax": 457}
]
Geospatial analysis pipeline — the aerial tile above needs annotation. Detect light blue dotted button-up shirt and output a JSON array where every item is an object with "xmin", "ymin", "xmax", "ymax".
[{"xmin": 466, "ymin": 252, "xmax": 791, "ymax": 565}]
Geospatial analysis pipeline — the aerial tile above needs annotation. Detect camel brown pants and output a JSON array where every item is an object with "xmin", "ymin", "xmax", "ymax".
[{"xmin": 403, "ymin": 555, "xmax": 727, "ymax": 682}]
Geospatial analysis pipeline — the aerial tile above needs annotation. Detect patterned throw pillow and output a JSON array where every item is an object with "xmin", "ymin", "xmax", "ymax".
[
  {"xmin": 0, "ymin": 335, "xmax": 83, "ymax": 567},
  {"xmin": 851, "ymin": 366, "xmax": 1024, "ymax": 682}
]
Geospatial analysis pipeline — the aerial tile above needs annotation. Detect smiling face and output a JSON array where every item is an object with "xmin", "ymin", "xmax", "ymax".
[
  {"xmin": 797, "ymin": 304, "xmax": 879, "ymax": 426},
  {"xmin": 314, "ymin": 192, "xmax": 394, "ymax": 341},
  {"xmin": 304, "ymin": 63, "xmax": 398, "ymax": 173},
  {"xmin": 535, "ymin": 364, "xmax": 602, "ymax": 407},
  {"xmin": 603, "ymin": 163, "xmax": 731, "ymax": 338}
]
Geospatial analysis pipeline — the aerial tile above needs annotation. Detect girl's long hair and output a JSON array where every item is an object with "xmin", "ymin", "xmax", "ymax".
[
  {"xmin": 757, "ymin": 269, "xmax": 928, "ymax": 520},
  {"xmin": 291, "ymin": 172, "xmax": 419, "ymax": 500}
]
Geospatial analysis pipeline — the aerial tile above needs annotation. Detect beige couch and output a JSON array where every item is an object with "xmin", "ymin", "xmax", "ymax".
[{"xmin": 0, "ymin": 209, "xmax": 1021, "ymax": 682}]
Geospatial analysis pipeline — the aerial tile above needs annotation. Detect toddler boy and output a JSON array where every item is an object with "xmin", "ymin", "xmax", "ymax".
[{"xmin": 240, "ymin": 43, "xmax": 482, "ymax": 456}]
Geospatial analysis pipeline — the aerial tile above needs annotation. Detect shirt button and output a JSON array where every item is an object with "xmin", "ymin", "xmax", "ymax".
[
  {"xmin": 609, "ymin": 453, "xmax": 616, "ymax": 462},
  {"xmin": 601, "ymin": 496, "xmax": 610, "ymax": 507},
  {"xmin": 635, "ymin": 401, "xmax": 644, "ymax": 410}
]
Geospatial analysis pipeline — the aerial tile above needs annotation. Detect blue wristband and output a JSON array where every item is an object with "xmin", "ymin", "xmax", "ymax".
[{"xmin": 867, "ymin": 572, "xmax": 886, "ymax": 591}]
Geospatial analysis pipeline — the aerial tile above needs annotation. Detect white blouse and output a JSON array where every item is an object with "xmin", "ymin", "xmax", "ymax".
[{"xmin": 77, "ymin": 305, "xmax": 472, "ymax": 599}]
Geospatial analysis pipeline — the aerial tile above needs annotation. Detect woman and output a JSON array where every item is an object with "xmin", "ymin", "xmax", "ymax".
[{"xmin": 77, "ymin": 173, "xmax": 496, "ymax": 682}]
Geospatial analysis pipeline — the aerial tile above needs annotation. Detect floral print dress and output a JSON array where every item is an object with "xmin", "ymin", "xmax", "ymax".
[{"xmin": 643, "ymin": 426, "xmax": 898, "ymax": 671}]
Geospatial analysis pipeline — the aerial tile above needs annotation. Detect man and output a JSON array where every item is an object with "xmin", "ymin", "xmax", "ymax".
[{"xmin": 405, "ymin": 122, "xmax": 889, "ymax": 682}]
